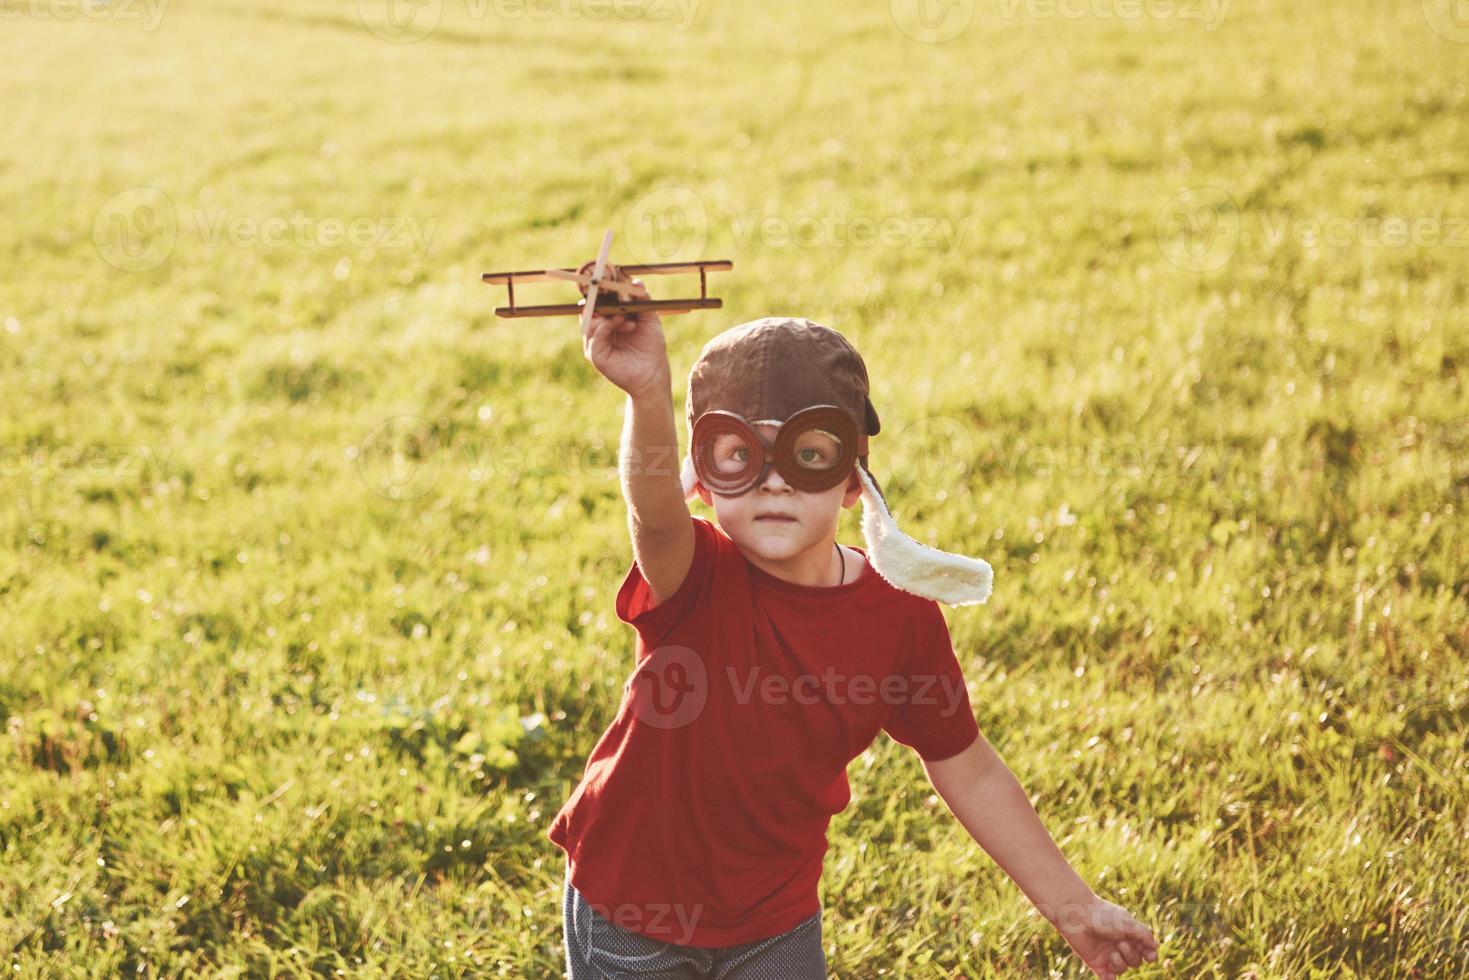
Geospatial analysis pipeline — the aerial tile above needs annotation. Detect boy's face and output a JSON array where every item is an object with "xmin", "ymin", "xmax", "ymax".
[{"xmin": 694, "ymin": 422, "xmax": 865, "ymax": 560}]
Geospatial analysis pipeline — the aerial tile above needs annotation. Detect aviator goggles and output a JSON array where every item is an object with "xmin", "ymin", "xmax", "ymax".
[{"xmin": 689, "ymin": 405, "xmax": 866, "ymax": 496}]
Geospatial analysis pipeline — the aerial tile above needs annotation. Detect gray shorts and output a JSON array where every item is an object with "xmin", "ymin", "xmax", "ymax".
[{"xmin": 561, "ymin": 863, "xmax": 826, "ymax": 979}]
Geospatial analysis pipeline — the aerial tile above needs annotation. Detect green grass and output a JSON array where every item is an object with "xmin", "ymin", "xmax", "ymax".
[{"xmin": 2, "ymin": 0, "xmax": 1467, "ymax": 975}]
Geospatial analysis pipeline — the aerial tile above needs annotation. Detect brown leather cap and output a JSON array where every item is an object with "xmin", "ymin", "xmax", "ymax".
[{"xmin": 684, "ymin": 317, "xmax": 887, "ymax": 505}]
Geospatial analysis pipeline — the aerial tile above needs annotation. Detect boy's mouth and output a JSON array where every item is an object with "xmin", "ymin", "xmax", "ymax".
[{"xmin": 755, "ymin": 514, "xmax": 797, "ymax": 523}]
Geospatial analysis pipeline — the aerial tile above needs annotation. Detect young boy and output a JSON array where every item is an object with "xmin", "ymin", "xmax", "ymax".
[{"xmin": 548, "ymin": 283, "xmax": 1159, "ymax": 978}]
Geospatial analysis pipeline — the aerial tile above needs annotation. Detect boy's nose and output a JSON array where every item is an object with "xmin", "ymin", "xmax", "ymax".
[{"xmin": 757, "ymin": 462, "xmax": 792, "ymax": 492}]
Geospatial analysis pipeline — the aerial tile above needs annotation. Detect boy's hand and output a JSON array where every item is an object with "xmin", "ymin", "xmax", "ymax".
[
  {"xmin": 1052, "ymin": 896, "xmax": 1159, "ymax": 980},
  {"xmin": 582, "ymin": 279, "xmax": 670, "ymax": 400}
]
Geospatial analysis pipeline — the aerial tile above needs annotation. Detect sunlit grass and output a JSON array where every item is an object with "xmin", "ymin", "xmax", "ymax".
[{"xmin": 1, "ymin": 0, "xmax": 1466, "ymax": 975}]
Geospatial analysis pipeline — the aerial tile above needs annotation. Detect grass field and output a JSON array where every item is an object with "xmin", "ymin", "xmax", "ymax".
[{"xmin": 2, "ymin": 0, "xmax": 1467, "ymax": 975}]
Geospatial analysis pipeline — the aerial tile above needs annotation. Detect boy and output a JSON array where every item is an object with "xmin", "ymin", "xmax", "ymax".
[{"xmin": 548, "ymin": 282, "xmax": 1159, "ymax": 978}]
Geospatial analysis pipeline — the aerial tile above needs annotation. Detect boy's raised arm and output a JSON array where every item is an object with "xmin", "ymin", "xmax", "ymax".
[
  {"xmin": 583, "ymin": 279, "xmax": 695, "ymax": 605},
  {"xmin": 620, "ymin": 378, "xmax": 694, "ymax": 602}
]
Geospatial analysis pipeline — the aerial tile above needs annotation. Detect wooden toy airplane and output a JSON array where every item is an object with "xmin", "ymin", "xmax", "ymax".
[{"xmin": 482, "ymin": 230, "xmax": 732, "ymax": 333}]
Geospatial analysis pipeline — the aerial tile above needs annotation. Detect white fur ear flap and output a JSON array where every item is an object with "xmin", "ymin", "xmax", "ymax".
[
  {"xmin": 680, "ymin": 451, "xmax": 700, "ymax": 503},
  {"xmin": 854, "ymin": 464, "xmax": 993, "ymax": 606}
]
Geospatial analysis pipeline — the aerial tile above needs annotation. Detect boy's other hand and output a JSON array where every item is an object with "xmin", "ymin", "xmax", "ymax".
[
  {"xmin": 583, "ymin": 278, "xmax": 670, "ymax": 400},
  {"xmin": 1053, "ymin": 895, "xmax": 1159, "ymax": 980}
]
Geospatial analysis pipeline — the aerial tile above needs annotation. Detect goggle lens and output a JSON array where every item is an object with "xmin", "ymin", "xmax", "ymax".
[
  {"xmin": 707, "ymin": 430, "xmax": 761, "ymax": 479},
  {"xmin": 789, "ymin": 427, "xmax": 844, "ymax": 474}
]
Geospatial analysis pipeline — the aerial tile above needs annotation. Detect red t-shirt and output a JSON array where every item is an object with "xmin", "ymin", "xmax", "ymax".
[{"xmin": 546, "ymin": 515, "xmax": 980, "ymax": 947}]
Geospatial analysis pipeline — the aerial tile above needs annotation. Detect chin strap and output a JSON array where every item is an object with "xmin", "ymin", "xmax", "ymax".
[
  {"xmin": 678, "ymin": 453, "xmax": 994, "ymax": 607},
  {"xmin": 680, "ymin": 451, "xmax": 701, "ymax": 504},
  {"xmin": 852, "ymin": 462, "xmax": 993, "ymax": 607}
]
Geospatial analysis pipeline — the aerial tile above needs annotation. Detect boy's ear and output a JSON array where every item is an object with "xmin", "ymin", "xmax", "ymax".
[
  {"xmin": 841, "ymin": 468, "xmax": 863, "ymax": 508},
  {"xmin": 695, "ymin": 479, "xmax": 712, "ymax": 508}
]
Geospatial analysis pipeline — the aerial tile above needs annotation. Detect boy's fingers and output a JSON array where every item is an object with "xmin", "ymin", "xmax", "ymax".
[
  {"xmin": 588, "ymin": 312, "xmax": 622, "ymax": 342},
  {"xmin": 585, "ymin": 315, "xmax": 610, "ymax": 354}
]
